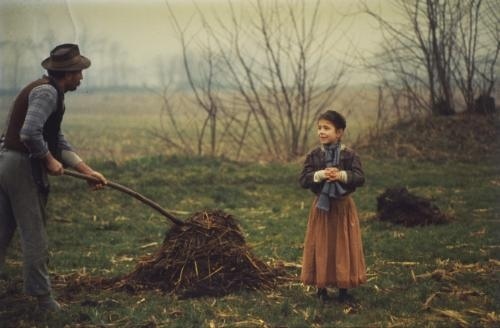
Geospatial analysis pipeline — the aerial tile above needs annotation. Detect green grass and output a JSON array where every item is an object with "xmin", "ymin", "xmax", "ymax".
[{"xmin": 1, "ymin": 155, "xmax": 498, "ymax": 327}]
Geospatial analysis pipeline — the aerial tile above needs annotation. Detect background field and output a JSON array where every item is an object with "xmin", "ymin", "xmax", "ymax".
[
  {"xmin": 1, "ymin": 87, "xmax": 380, "ymax": 163},
  {"xmin": 0, "ymin": 92, "xmax": 498, "ymax": 327},
  {"xmin": 1, "ymin": 91, "xmax": 169, "ymax": 163}
]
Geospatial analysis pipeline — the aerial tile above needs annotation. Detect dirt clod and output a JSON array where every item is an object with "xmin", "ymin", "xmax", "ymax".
[{"xmin": 376, "ymin": 187, "xmax": 452, "ymax": 226}]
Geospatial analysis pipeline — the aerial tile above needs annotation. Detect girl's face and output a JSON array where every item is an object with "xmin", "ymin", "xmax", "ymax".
[{"xmin": 317, "ymin": 118, "xmax": 343, "ymax": 144}]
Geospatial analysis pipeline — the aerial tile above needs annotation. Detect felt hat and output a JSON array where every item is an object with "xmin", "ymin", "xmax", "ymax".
[{"xmin": 41, "ymin": 43, "xmax": 91, "ymax": 71}]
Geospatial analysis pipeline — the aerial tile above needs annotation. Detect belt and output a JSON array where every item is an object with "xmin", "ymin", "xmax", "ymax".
[{"xmin": 1, "ymin": 144, "xmax": 28, "ymax": 153}]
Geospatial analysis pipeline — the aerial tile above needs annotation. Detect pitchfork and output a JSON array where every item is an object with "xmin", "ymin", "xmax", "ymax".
[{"xmin": 64, "ymin": 170, "xmax": 185, "ymax": 226}]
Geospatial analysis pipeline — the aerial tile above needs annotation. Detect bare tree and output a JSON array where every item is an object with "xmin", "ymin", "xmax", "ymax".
[
  {"xmin": 162, "ymin": 0, "xmax": 349, "ymax": 161},
  {"xmin": 363, "ymin": 0, "xmax": 458, "ymax": 115},
  {"xmin": 473, "ymin": 0, "xmax": 499, "ymax": 113},
  {"xmin": 452, "ymin": 0, "xmax": 499, "ymax": 113},
  {"xmin": 149, "ymin": 80, "xmax": 196, "ymax": 155},
  {"xmin": 452, "ymin": 0, "xmax": 482, "ymax": 112},
  {"xmin": 362, "ymin": 0, "xmax": 498, "ymax": 116}
]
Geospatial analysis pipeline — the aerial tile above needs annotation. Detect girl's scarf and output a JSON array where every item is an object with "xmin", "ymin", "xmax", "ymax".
[{"xmin": 316, "ymin": 143, "xmax": 347, "ymax": 212}]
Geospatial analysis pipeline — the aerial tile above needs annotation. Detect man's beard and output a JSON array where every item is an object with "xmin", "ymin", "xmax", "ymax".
[{"xmin": 68, "ymin": 83, "xmax": 79, "ymax": 91}]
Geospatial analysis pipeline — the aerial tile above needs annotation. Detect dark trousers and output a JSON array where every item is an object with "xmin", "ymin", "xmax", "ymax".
[{"xmin": 0, "ymin": 149, "xmax": 51, "ymax": 296}]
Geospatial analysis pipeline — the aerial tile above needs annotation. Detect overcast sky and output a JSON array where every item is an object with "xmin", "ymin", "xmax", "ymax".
[{"xmin": 0, "ymin": 0, "xmax": 390, "ymax": 88}]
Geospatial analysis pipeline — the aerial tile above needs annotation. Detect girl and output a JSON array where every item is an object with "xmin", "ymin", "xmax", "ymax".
[{"xmin": 299, "ymin": 110, "xmax": 366, "ymax": 302}]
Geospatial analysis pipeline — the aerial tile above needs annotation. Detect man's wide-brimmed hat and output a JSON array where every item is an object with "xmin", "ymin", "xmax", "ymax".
[{"xmin": 41, "ymin": 43, "xmax": 91, "ymax": 71}]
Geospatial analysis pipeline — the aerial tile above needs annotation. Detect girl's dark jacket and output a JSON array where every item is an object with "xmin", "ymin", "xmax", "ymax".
[{"xmin": 299, "ymin": 145, "xmax": 365, "ymax": 196}]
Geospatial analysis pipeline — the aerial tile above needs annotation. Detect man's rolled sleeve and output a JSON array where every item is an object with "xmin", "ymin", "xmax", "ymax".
[{"xmin": 61, "ymin": 150, "xmax": 83, "ymax": 168}]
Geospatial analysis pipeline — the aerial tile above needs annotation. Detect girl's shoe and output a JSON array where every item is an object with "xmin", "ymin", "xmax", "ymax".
[
  {"xmin": 338, "ymin": 288, "xmax": 355, "ymax": 303},
  {"xmin": 316, "ymin": 288, "xmax": 331, "ymax": 302}
]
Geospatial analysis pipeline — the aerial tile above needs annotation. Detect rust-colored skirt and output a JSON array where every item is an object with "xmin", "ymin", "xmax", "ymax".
[{"xmin": 300, "ymin": 196, "xmax": 366, "ymax": 288}]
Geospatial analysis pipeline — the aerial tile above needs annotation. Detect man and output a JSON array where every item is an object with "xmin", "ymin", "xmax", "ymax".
[{"xmin": 0, "ymin": 43, "xmax": 107, "ymax": 312}]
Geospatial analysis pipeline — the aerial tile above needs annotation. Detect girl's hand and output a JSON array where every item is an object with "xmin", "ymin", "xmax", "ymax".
[{"xmin": 324, "ymin": 167, "xmax": 340, "ymax": 181}]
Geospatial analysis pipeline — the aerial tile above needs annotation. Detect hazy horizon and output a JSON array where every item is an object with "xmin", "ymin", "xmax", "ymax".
[{"xmin": 0, "ymin": 0, "xmax": 391, "ymax": 89}]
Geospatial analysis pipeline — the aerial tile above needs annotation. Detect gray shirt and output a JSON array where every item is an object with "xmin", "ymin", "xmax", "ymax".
[{"xmin": 19, "ymin": 84, "xmax": 82, "ymax": 167}]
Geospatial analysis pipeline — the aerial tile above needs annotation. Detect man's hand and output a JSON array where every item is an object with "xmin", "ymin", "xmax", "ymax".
[
  {"xmin": 43, "ymin": 153, "xmax": 64, "ymax": 176},
  {"xmin": 86, "ymin": 170, "xmax": 107, "ymax": 190},
  {"xmin": 74, "ymin": 162, "xmax": 107, "ymax": 190}
]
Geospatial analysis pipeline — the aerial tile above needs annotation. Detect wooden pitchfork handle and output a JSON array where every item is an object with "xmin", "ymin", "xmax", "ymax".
[{"xmin": 63, "ymin": 170, "xmax": 185, "ymax": 226}]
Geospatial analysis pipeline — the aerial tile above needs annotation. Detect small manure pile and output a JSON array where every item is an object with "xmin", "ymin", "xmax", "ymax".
[
  {"xmin": 117, "ymin": 210, "xmax": 278, "ymax": 297},
  {"xmin": 376, "ymin": 187, "xmax": 452, "ymax": 226}
]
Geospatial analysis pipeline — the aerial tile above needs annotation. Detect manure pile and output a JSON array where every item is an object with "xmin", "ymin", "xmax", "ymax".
[
  {"xmin": 116, "ymin": 210, "xmax": 280, "ymax": 297},
  {"xmin": 376, "ymin": 187, "xmax": 452, "ymax": 226}
]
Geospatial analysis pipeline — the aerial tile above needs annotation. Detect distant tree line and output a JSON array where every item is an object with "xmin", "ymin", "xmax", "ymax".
[
  {"xmin": 0, "ymin": 34, "xmax": 212, "ymax": 95},
  {"xmin": 0, "ymin": 29, "xmax": 177, "ymax": 92}
]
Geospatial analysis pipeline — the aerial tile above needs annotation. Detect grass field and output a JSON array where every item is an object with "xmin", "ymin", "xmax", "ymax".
[
  {"xmin": 0, "ymin": 152, "xmax": 498, "ymax": 327},
  {"xmin": 0, "ymin": 91, "xmax": 498, "ymax": 327}
]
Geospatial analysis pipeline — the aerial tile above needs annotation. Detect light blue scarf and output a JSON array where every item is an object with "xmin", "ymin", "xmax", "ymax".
[{"xmin": 316, "ymin": 143, "xmax": 347, "ymax": 212}]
